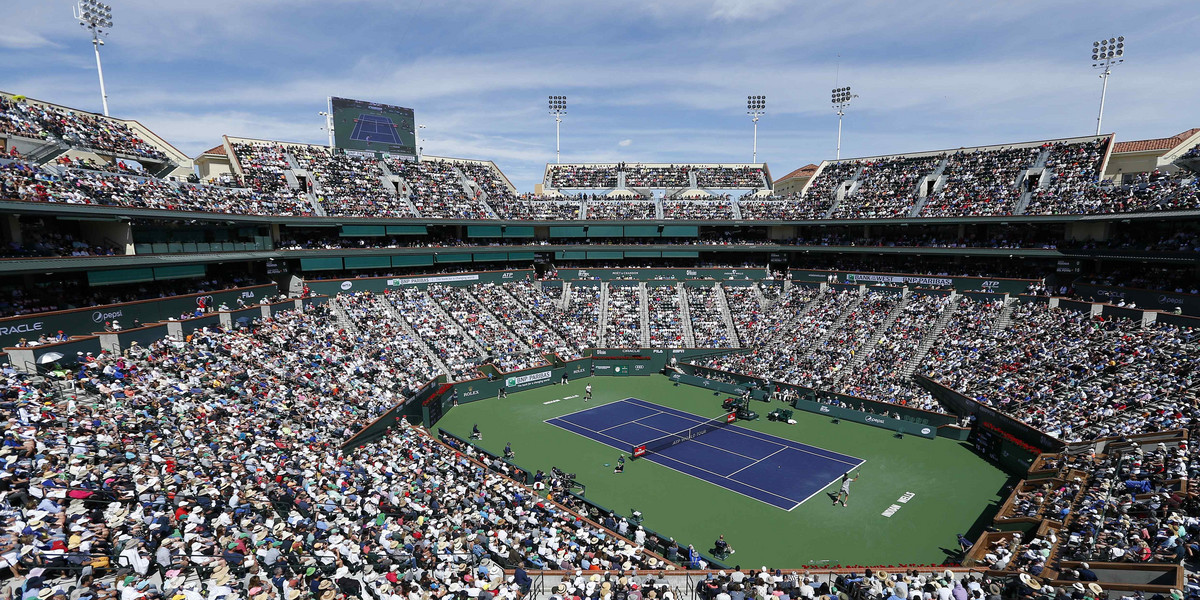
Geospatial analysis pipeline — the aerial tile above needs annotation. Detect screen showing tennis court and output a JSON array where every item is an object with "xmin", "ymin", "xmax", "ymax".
[{"xmin": 329, "ymin": 96, "xmax": 416, "ymax": 157}]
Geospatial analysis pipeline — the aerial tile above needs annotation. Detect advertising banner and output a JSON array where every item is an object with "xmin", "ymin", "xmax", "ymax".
[
  {"xmin": 0, "ymin": 284, "xmax": 276, "ymax": 349},
  {"xmin": 792, "ymin": 399, "xmax": 938, "ymax": 439},
  {"xmin": 1074, "ymin": 283, "xmax": 1200, "ymax": 317},
  {"xmin": 789, "ymin": 270, "xmax": 1032, "ymax": 294},
  {"xmin": 304, "ymin": 270, "xmax": 530, "ymax": 295}
]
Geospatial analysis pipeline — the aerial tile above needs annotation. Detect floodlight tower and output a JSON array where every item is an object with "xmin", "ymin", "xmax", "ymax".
[
  {"xmin": 73, "ymin": 0, "xmax": 114, "ymax": 116},
  {"xmin": 747, "ymin": 95, "xmax": 766, "ymax": 163},
  {"xmin": 318, "ymin": 111, "xmax": 333, "ymax": 147},
  {"xmin": 1091, "ymin": 36, "xmax": 1126, "ymax": 136},
  {"xmin": 548, "ymin": 95, "xmax": 566, "ymax": 164},
  {"xmin": 831, "ymin": 86, "xmax": 858, "ymax": 161}
]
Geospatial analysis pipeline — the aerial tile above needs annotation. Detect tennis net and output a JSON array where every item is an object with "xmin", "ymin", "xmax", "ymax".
[{"xmin": 631, "ymin": 411, "xmax": 736, "ymax": 458}]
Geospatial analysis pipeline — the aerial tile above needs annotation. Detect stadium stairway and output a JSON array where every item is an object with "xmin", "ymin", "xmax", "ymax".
[
  {"xmin": 752, "ymin": 282, "xmax": 771, "ymax": 311},
  {"xmin": 820, "ymin": 164, "xmax": 867, "ymax": 219},
  {"xmin": 468, "ymin": 286, "xmax": 533, "ymax": 354},
  {"xmin": 424, "ymin": 288, "xmax": 487, "ymax": 356},
  {"xmin": 328, "ymin": 295, "xmax": 363, "ymax": 338},
  {"xmin": 559, "ymin": 282, "xmax": 572, "ymax": 310},
  {"xmin": 23, "ymin": 137, "xmax": 71, "ymax": 165},
  {"xmin": 729, "ymin": 198, "xmax": 744, "ymax": 220},
  {"xmin": 677, "ymin": 283, "xmax": 697, "ymax": 348},
  {"xmin": 993, "ymin": 296, "xmax": 1018, "ymax": 329},
  {"xmin": 374, "ymin": 294, "xmax": 451, "ymax": 377},
  {"xmin": 498, "ymin": 283, "xmax": 570, "ymax": 351},
  {"xmin": 899, "ymin": 291, "xmax": 960, "ymax": 378},
  {"xmin": 638, "ymin": 282, "xmax": 651, "ymax": 347},
  {"xmin": 654, "ymin": 198, "xmax": 665, "ymax": 219},
  {"xmin": 305, "ymin": 191, "xmax": 327, "ymax": 216},
  {"xmin": 597, "ymin": 283, "xmax": 610, "ymax": 347},
  {"xmin": 806, "ymin": 287, "xmax": 865, "ymax": 356},
  {"xmin": 838, "ymin": 288, "xmax": 911, "ymax": 379},
  {"xmin": 714, "ymin": 283, "xmax": 740, "ymax": 348},
  {"xmin": 282, "ymin": 151, "xmax": 302, "ymax": 170},
  {"xmin": 453, "ymin": 166, "xmax": 500, "ymax": 218},
  {"xmin": 908, "ymin": 156, "xmax": 950, "ymax": 217}
]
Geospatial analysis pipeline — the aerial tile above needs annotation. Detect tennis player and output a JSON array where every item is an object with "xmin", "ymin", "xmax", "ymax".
[
  {"xmin": 835, "ymin": 471, "xmax": 859, "ymax": 506},
  {"xmin": 585, "ymin": 383, "xmax": 593, "ymax": 402}
]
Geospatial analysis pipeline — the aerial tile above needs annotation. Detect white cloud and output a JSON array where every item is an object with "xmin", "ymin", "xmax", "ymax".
[
  {"xmin": 0, "ymin": 31, "xmax": 59, "ymax": 50},
  {"xmin": 618, "ymin": 139, "xmax": 632, "ymax": 147}
]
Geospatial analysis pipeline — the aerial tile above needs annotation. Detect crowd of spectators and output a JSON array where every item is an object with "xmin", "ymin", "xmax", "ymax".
[
  {"xmin": 427, "ymin": 283, "xmax": 548, "ymax": 373},
  {"xmin": 661, "ymin": 199, "xmax": 735, "ymax": 220},
  {"xmin": 491, "ymin": 197, "xmax": 581, "ymax": 220},
  {"xmin": 684, "ymin": 285, "xmax": 735, "ymax": 348},
  {"xmin": 835, "ymin": 292, "xmax": 950, "ymax": 411},
  {"xmin": 547, "ymin": 164, "xmax": 766, "ymax": 190},
  {"xmin": 0, "ymin": 229, "xmax": 118, "ymax": 258},
  {"xmin": 922, "ymin": 302, "xmax": 1200, "ymax": 442},
  {"xmin": 470, "ymin": 282, "xmax": 573, "ymax": 362},
  {"xmin": 1024, "ymin": 140, "xmax": 1110, "ymax": 215},
  {"xmin": 694, "ymin": 166, "xmax": 766, "ymax": 189},
  {"xmin": 0, "ymin": 160, "xmax": 314, "ymax": 215},
  {"xmin": 831, "ymin": 155, "xmax": 944, "ymax": 219},
  {"xmin": 385, "ymin": 286, "xmax": 483, "ymax": 380},
  {"xmin": 802, "ymin": 162, "xmax": 859, "ymax": 207},
  {"xmin": 308, "ymin": 151, "xmax": 413, "ymax": 218},
  {"xmin": 605, "ymin": 284, "xmax": 643, "ymax": 347},
  {"xmin": 738, "ymin": 195, "xmax": 831, "ymax": 220},
  {"xmin": 920, "ymin": 147, "xmax": 1039, "ymax": 217},
  {"xmin": 0, "ymin": 299, "xmax": 677, "ymax": 600},
  {"xmin": 335, "ymin": 291, "xmax": 442, "ymax": 392},
  {"xmin": 645, "ymin": 284, "xmax": 684, "ymax": 347},
  {"xmin": 390, "ymin": 159, "xmax": 492, "ymax": 219},
  {"xmin": 586, "ymin": 201, "xmax": 656, "ymax": 220},
  {"xmin": 623, "ymin": 166, "xmax": 690, "ymax": 188},
  {"xmin": 1, "ymin": 95, "xmax": 168, "ymax": 160},
  {"xmin": 548, "ymin": 165, "xmax": 619, "ymax": 189},
  {"xmin": 521, "ymin": 283, "xmax": 600, "ymax": 356}
]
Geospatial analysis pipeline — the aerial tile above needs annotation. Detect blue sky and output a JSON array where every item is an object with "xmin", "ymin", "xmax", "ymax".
[{"xmin": 3, "ymin": 0, "xmax": 1198, "ymax": 191}]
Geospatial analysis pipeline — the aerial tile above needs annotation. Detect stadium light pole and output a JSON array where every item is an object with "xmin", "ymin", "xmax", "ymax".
[
  {"xmin": 318, "ymin": 111, "xmax": 333, "ymax": 147},
  {"xmin": 832, "ymin": 86, "xmax": 858, "ymax": 161},
  {"xmin": 1091, "ymin": 36, "xmax": 1125, "ymax": 136},
  {"xmin": 747, "ymin": 95, "xmax": 766, "ymax": 163},
  {"xmin": 73, "ymin": 0, "xmax": 113, "ymax": 116},
  {"xmin": 548, "ymin": 95, "xmax": 566, "ymax": 164}
]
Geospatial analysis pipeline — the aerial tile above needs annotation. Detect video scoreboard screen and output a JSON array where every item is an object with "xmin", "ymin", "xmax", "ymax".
[{"xmin": 329, "ymin": 97, "xmax": 416, "ymax": 157}]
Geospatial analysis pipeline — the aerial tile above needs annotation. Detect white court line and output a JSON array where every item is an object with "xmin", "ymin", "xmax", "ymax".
[
  {"xmin": 545, "ymin": 416, "xmax": 801, "ymax": 509},
  {"xmin": 598, "ymin": 410, "xmax": 665, "ymax": 433},
  {"xmin": 635, "ymin": 420, "xmax": 766, "ymax": 462},
  {"xmin": 546, "ymin": 397, "xmax": 641, "ymax": 422},
  {"xmin": 792, "ymin": 460, "xmax": 868, "ymax": 511},
  {"xmin": 728, "ymin": 447, "xmax": 787, "ymax": 477},
  {"xmin": 624, "ymin": 397, "xmax": 863, "ymax": 466}
]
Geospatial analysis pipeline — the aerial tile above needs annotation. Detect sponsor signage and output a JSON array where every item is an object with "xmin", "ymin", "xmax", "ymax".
[
  {"xmin": 0, "ymin": 284, "xmax": 276, "ymax": 349},
  {"xmin": 794, "ymin": 399, "xmax": 937, "ymax": 439},
  {"xmin": 505, "ymin": 370, "xmax": 553, "ymax": 390},
  {"xmin": 1074, "ymin": 283, "xmax": 1200, "ymax": 317}
]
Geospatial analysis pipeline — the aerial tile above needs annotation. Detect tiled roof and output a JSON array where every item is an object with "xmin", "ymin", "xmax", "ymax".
[
  {"xmin": 774, "ymin": 164, "xmax": 818, "ymax": 184},
  {"xmin": 199, "ymin": 144, "xmax": 228, "ymax": 157},
  {"xmin": 1112, "ymin": 128, "xmax": 1200, "ymax": 153}
]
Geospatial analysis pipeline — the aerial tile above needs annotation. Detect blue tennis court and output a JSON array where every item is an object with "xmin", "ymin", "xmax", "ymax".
[
  {"xmin": 350, "ymin": 114, "xmax": 402, "ymax": 144},
  {"xmin": 546, "ymin": 397, "xmax": 864, "ymax": 510}
]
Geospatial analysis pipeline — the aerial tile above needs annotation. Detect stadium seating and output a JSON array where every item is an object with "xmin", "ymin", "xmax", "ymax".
[{"xmin": 1, "ymin": 93, "xmax": 169, "ymax": 161}]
